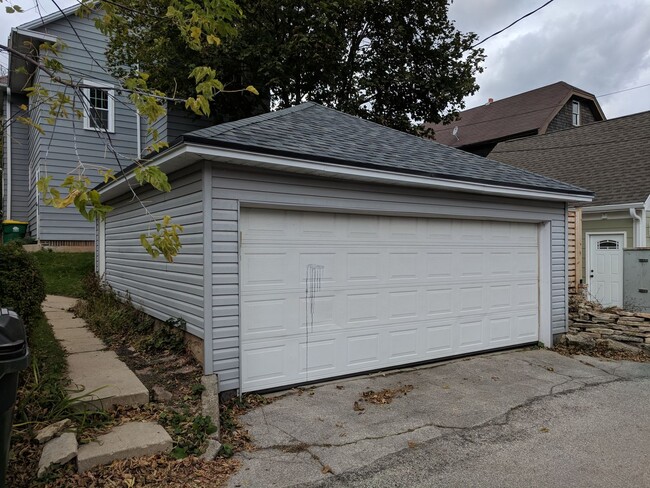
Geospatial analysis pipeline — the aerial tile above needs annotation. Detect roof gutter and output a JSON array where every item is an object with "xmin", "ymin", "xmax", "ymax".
[
  {"xmin": 97, "ymin": 142, "xmax": 594, "ymax": 203},
  {"xmin": 582, "ymin": 202, "xmax": 644, "ymax": 212}
]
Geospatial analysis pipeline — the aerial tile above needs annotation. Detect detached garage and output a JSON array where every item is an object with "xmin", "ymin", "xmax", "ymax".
[{"xmin": 96, "ymin": 102, "xmax": 593, "ymax": 393}]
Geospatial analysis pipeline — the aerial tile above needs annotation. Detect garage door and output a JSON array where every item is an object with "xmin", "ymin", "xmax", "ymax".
[{"xmin": 240, "ymin": 208, "xmax": 539, "ymax": 392}]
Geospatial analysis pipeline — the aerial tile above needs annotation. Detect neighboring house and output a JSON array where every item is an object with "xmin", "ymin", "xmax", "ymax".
[
  {"xmin": 96, "ymin": 102, "xmax": 592, "ymax": 393},
  {"xmin": 428, "ymin": 81, "xmax": 606, "ymax": 156},
  {"xmin": 1, "ymin": 6, "xmax": 210, "ymax": 246},
  {"xmin": 489, "ymin": 110, "xmax": 650, "ymax": 308}
]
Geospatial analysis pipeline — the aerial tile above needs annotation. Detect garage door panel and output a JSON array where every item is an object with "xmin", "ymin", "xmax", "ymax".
[{"xmin": 240, "ymin": 209, "xmax": 540, "ymax": 392}]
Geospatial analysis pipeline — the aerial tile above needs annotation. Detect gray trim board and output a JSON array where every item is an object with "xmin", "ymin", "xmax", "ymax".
[{"xmin": 202, "ymin": 161, "xmax": 214, "ymax": 373}]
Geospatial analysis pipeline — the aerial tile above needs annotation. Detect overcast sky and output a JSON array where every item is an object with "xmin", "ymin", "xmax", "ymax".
[{"xmin": 2, "ymin": 0, "xmax": 650, "ymax": 119}]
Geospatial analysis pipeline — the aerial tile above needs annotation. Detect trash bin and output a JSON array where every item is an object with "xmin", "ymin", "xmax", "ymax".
[
  {"xmin": 1, "ymin": 221, "xmax": 29, "ymax": 244},
  {"xmin": 0, "ymin": 309, "xmax": 30, "ymax": 488}
]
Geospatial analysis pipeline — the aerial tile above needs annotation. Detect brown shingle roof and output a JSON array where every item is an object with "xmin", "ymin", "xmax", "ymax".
[
  {"xmin": 488, "ymin": 110, "xmax": 650, "ymax": 207},
  {"xmin": 429, "ymin": 81, "xmax": 604, "ymax": 149}
]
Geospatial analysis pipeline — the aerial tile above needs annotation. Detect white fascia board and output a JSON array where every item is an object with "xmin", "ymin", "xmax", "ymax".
[
  {"xmin": 98, "ymin": 143, "xmax": 594, "ymax": 203},
  {"xmin": 582, "ymin": 202, "xmax": 644, "ymax": 213},
  {"xmin": 10, "ymin": 28, "xmax": 58, "ymax": 44}
]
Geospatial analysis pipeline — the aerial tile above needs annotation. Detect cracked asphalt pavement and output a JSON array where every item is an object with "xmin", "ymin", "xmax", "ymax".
[{"xmin": 228, "ymin": 349, "xmax": 650, "ymax": 488}]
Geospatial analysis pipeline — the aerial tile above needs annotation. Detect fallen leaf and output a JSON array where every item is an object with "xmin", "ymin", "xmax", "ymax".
[
  {"xmin": 540, "ymin": 427, "xmax": 550, "ymax": 433},
  {"xmin": 336, "ymin": 385, "xmax": 345, "ymax": 390},
  {"xmin": 407, "ymin": 440, "xmax": 418, "ymax": 449},
  {"xmin": 353, "ymin": 401, "xmax": 365, "ymax": 412},
  {"xmin": 322, "ymin": 465, "xmax": 333, "ymax": 474},
  {"xmin": 491, "ymin": 376, "xmax": 500, "ymax": 381},
  {"xmin": 442, "ymin": 384, "xmax": 450, "ymax": 389},
  {"xmin": 546, "ymin": 366, "xmax": 555, "ymax": 372}
]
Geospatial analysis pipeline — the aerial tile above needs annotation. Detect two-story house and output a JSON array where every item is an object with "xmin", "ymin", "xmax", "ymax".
[
  {"xmin": 428, "ymin": 81, "xmax": 606, "ymax": 156},
  {"xmin": 1, "ymin": 5, "xmax": 210, "ymax": 248}
]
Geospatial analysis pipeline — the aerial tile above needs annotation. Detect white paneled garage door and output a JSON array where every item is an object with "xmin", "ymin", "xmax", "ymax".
[{"xmin": 240, "ymin": 208, "xmax": 539, "ymax": 392}]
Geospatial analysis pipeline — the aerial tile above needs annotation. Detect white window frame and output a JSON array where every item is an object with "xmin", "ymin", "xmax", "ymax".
[
  {"xmin": 572, "ymin": 100, "xmax": 581, "ymax": 126},
  {"xmin": 82, "ymin": 80, "xmax": 115, "ymax": 133}
]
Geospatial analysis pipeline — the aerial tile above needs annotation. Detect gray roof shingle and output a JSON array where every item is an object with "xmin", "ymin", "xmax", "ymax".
[
  {"xmin": 489, "ymin": 110, "xmax": 650, "ymax": 207},
  {"xmin": 183, "ymin": 102, "xmax": 591, "ymax": 196}
]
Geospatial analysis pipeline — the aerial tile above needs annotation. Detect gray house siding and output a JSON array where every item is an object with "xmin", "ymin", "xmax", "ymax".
[
  {"xmin": 27, "ymin": 113, "xmax": 42, "ymax": 236},
  {"xmin": 166, "ymin": 107, "xmax": 213, "ymax": 143},
  {"xmin": 210, "ymin": 165, "xmax": 568, "ymax": 392},
  {"xmin": 3, "ymin": 97, "xmax": 31, "ymax": 222},
  {"xmin": 28, "ymin": 13, "xmax": 140, "ymax": 241},
  {"xmin": 104, "ymin": 163, "xmax": 205, "ymax": 338}
]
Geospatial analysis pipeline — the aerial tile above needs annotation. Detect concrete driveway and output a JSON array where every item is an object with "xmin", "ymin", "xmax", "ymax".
[{"xmin": 228, "ymin": 349, "xmax": 650, "ymax": 488}]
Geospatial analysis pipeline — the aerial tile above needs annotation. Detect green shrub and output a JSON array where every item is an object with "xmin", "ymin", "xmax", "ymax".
[{"xmin": 0, "ymin": 242, "xmax": 46, "ymax": 322}]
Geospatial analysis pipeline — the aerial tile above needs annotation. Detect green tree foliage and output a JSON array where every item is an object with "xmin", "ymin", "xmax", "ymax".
[
  {"xmin": 0, "ymin": 242, "xmax": 46, "ymax": 322},
  {"xmin": 1, "ymin": 0, "xmax": 246, "ymax": 261},
  {"xmin": 104, "ymin": 0, "xmax": 485, "ymax": 133}
]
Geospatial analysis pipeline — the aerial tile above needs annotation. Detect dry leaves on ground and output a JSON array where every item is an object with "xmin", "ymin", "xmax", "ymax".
[
  {"xmin": 358, "ymin": 385, "xmax": 414, "ymax": 406},
  {"xmin": 43, "ymin": 455, "xmax": 240, "ymax": 488}
]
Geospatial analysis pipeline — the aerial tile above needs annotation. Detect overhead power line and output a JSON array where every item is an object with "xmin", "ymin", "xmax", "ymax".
[
  {"xmin": 468, "ymin": 0, "xmax": 556, "ymax": 50},
  {"xmin": 597, "ymin": 82, "xmax": 650, "ymax": 98}
]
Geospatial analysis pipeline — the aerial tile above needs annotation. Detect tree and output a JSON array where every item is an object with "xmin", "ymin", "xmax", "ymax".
[
  {"xmin": 1, "ymin": 0, "xmax": 254, "ymax": 261},
  {"xmin": 104, "ymin": 0, "xmax": 485, "ymax": 133}
]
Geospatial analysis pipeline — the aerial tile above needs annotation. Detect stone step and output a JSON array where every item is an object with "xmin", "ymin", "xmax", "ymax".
[
  {"xmin": 43, "ymin": 295, "xmax": 78, "ymax": 311},
  {"xmin": 44, "ymin": 295, "xmax": 149, "ymax": 410},
  {"xmin": 67, "ymin": 350, "xmax": 149, "ymax": 409},
  {"xmin": 77, "ymin": 422, "xmax": 173, "ymax": 473}
]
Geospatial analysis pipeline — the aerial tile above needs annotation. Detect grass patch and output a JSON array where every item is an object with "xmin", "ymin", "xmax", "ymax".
[{"xmin": 32, "ymin": 251, "xmax": 94, "ymax": 298}]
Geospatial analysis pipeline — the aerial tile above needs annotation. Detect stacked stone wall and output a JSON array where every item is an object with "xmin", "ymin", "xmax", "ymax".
[{"xmin": 562, "ymin": 297, "xmax": 650, "ymax": 355}]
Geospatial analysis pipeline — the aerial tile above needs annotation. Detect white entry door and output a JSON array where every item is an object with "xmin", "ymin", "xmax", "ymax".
[
  {"xmin": 588, "ymin": 234, "xmax": 624, "ymax": 307},
  {"xmin": 240, "ymin": 208, "xmax": 540, "ymax": 392}
]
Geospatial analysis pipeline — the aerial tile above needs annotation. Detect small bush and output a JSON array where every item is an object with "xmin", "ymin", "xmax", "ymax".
[{"xmin": 0, "ymin": 242, "xmax": 46, "ymax": 322}]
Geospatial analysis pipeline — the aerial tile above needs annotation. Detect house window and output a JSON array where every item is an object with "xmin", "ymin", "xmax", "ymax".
[
  {"xmin": 597, "ymin": 240, "xmax": 619, "ymax": 250},
  {"xmin": 82, "ymin": 81, "xmax": 115, "ymax": 132},
  {"xmin": 572, "ymin": 101, "xmax": 580, "ymax": 126}
]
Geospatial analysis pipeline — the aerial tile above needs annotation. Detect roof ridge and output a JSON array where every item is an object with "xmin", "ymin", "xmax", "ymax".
[
  {"xmin": 19, "ymin": 4, "xmax": 80, "ymax": 30},
  {"xmin": 187, "ymin": 102, "xmax": 317, "ymax": 138},
  {"xmin": 312, "ymin": 103, "xmax": 454, "ymax": 148}
]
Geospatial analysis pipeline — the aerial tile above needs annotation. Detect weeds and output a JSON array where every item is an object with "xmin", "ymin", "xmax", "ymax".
[
  {"xmin": 75, "ymin": 273, "xmax": 185, "ymax": 355},
  {"xmin": 159, "ymin": 407, "xmax": 217, "ymax": 458}
]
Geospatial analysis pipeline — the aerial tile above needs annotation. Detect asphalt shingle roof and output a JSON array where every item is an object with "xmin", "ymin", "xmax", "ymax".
[
  {"xmin": 427, "ymin": 81, "xmax": 603, "ymax": 149},
  {"xmin": 489, "ymin": 110, "xmax": 650, "ymax": 207},
  {"xmin": 183, "ymin": 102, "xmax": 591, "ymax": 196}
]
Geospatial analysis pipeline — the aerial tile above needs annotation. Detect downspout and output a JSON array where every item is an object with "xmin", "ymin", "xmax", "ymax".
[
  {"xmin": 4, "ymin": 86, "xmax": 12, "ymax": 220},
  {"xmin": 135, "ymin": 109, "xmax": 142, "ymax": 158},
  {"xmin": 629, "ymin": 207, "xmax": 646, "ymax": 247},
  {"xmin": 135, "ymin": 63, "xmax": 142, "ymax": 157}
]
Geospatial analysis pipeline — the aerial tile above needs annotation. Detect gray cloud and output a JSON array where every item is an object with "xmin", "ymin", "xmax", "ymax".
[{"xmin": 451, "ymin": 0, "xmax": 650, "ymax": 118}]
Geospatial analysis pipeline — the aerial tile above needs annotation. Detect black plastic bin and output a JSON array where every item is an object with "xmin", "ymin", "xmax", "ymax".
[{"xmin": 0, "ymin": 309, "xmax": 29, "ymax": 488}]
